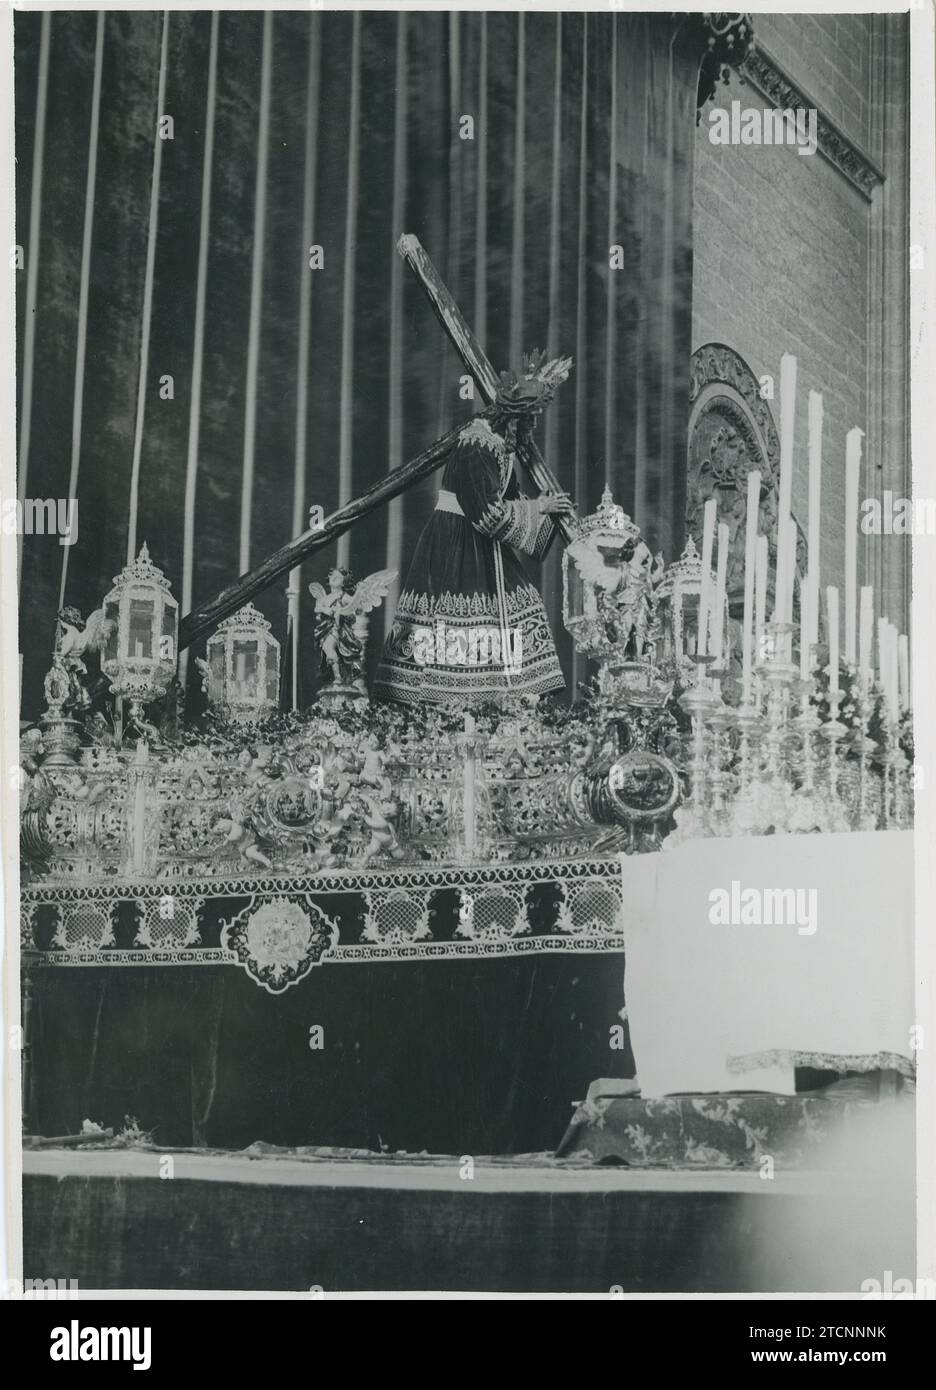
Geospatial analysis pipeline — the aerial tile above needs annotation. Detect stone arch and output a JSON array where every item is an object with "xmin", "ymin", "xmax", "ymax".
[{"xmin": 687, "ymin": 343, "xmax": 806, "ymax": 617}]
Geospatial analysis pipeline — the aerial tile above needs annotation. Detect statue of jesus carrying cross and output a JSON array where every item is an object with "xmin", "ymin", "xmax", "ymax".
[
  {"xmin": 175, "ymin": 237, "xmax": 582, "ymax": 712},
  {"xmin": 374, "ymin": 351, "xmax": 576, "ymax": 707}
]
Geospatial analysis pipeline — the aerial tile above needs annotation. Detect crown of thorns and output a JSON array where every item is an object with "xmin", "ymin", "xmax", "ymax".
[{"xmin": 493, "ymin": 350, "xmax": 574, "ymax": 415}]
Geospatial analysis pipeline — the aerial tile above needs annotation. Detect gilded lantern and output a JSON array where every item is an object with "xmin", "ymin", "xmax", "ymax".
[
  {"xmin": 204, "ymin": 602, "xmax": 280, "ymax": 722},
  {"xmin": 655, "ymin": 535, "xmax": 729, "ymax": 674},
  {"xmin": 101, "ymin": 543, "xmax": 178, "ymax": 706}
]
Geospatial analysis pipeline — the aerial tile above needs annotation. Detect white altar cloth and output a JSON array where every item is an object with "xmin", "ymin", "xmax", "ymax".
[{"xmin": 621, "ymin": 830, "xmax": 914, "ymax": 1097}]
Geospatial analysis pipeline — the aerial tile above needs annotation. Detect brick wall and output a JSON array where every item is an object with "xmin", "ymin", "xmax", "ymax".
[{"xmin": 692, "ymin": 13, "xmax": 908, "ymax": 633}]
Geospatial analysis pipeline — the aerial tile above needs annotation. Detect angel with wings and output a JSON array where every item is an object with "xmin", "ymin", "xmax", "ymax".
[
  {"xmin": 53, "ymin": 605, "xmax": 116, "ymax": 710},
  {"xmin": 308, "ymin": 566, "xmax": 397, "ymax": 692},
  {"xmin": 567, "ymin": 537, "xmax": 664, "ymax": 659}
]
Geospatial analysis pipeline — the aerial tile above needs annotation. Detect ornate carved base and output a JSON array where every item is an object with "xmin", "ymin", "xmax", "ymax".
[
  {"xmin": 314, "ymin": 683, "xmax": 369, "ymax": 712},
  {"xmin": 38, "ymin": 714, "xmax": 83, "ymax": 766}
]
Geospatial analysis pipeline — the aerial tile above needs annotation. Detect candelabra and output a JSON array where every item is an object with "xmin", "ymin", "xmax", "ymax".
[
  {"xmin": 704, "ymin": 691, "xmax": 735, "ymax": 830},
  {"xmin": 818, "ymin": 685, "xmax": 849, "ymax": 811},
  {"xmin": 668, "ymin": 653, "xmax": 720, "ymax": 842},
  {"xmin": 880, "ymin": 713, "xmax": 909, "ymax": 829},
  {"xmin": 730, "ymin": 699, "xmax": 766, "ymax": 805},
  {"xmin": 793, "ymin": 675, "xmax": 822, "ymax": 797},
  {"xmin": 760, "ymin": 621, "xmax": 797, "ymax": 783},
  {"xmin": 850, "ymin": 679, "xmax": 881, "ymax": 831}
]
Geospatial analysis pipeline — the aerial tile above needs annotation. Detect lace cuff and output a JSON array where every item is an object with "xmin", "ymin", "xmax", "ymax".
[{"xmin": 476, "ymin": 498, "xmax": 551, "ymax": 557}]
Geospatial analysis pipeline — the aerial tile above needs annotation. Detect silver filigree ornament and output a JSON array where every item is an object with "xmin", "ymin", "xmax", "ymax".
[{"xmin": 221, "ymin": 896, "xmax": 338, "ymax": 993}]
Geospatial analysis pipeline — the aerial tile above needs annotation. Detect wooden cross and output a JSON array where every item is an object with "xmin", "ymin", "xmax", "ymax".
[
  {"xmin": 179, "ymin": 237, "xmax": 577, "ymax": 651},
  {"xmin": 395, "ymin": 235, "xmax": 578, "ymax": 546}
]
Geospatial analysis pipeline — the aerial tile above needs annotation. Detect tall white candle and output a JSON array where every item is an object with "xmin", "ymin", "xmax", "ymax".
[
  {"xmin": 844, "ymin": 428, "xmax": 862, "ymax": 665},
  {"xmin": 774, "ymin": 354, "xmax": 797, "ymax": 624},
  {"xmin": 742, "ymin": 471, "xmax": 761, "ymax": 702},
  {"xmin": 698, "ymin": 498, "xmax": 717, "ymax": 657},
  {"xmin": 807, "ymin": 390, "xmax": 822, "ymax": 647},
  {"xmin": 778, "ymin": 354, "xmax": 796, "ymax": 528},
  {"xmin": 711, "ymin": 522, "xmax": 729, "ymax": 667},
  {"xmin": 778, "ymin": 522, "xmax": 795, "ymax": 628},
  {"xmin": 777, "ymin": 522, "xmax": 797, "ymax": 662},
  {"xmin": 799, "ymin": 583, "xmax": 810, "ymax": 681},
  {"xmin": 826, "ymin": 587, "xmax": 839, "ymax": 696},
  {"xmin": 898, "ymin": 633, "xmax": 910, "ymax": 712},
  {"xmin": 754, "ymin": 534, "xmax": 768, "ymax": 665},
  {"xmin": 858, "ymin": 586, "xmax": 874, "ymax": 692}
]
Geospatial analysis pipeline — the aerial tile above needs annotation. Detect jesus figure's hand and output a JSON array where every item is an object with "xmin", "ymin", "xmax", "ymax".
[{"xmin": 538, "ymin": 492, "xmax": 575, "ymax": 517}]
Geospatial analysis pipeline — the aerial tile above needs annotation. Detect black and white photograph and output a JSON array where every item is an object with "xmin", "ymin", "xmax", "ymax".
[{"xmin": 1, "ymin": 0, "xmax": 933, "ymax": 1311}]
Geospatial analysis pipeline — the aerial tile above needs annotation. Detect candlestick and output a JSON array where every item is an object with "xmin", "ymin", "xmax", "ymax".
[
  {"xmin": 742, "ymin": 471, "xmax": 760, "ymax": 704},
  {"xmin": 844, "ymin": 428, "xmax": 862, "ymax": 665},
  {"xmin": 698, "ymin": 498, "xmax": 717, "ymax": 657},
  {"xmin": 774, "ymin": 354, "xmax": 797, "ymax": 624},
  {"xmin": 858, "ymin": 586, "xmax": 874, "ymax": 693},
  {"xmin": 807, "ymin": 390, "xmax": 822, "ymax": 647},
  {"xmin": 826, "ymin": 587, "xmax": 839, "ymax": 696},
  {"xmin": 755, "ymin": 534, "xmax": 768, "ymax": 666},
  {"xmin": 711, "ymin": 522, "xmax": 729, "ymax": 668}
]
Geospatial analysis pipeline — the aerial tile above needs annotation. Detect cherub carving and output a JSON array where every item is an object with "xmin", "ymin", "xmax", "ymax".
[
  {"xmin": 19, "ymin": 728, "xmax": 56, "ymax": 874},
  {"xmin": 215, "ymin": 799, "xmax": 273, "ymax": 870},
  {"xmin": 358, "ymin": 733, "xmax": 392, "ymax": 797},
  {"xmin": 53, "ymin": 605, "xmax": 116, "ymax": 710},
  {"xmin": 308, "ymin": 566, "xmax": 397, "ymax": 691},
  {"xmin": 214, "ymin": 746, "xmax": 280, "ymax": 870},
  {"xmin": 359, "ymin": 792, "xmax": 404, "ymax": 863},
  {"xmin": 570, "ymin": 538, "xmax": 663, "ymax": 658}
]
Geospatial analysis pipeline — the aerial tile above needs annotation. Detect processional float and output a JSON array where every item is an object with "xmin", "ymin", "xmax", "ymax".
[{"xmin": 19, "ymin": 238, "xmax": 914, "ymax": 999}]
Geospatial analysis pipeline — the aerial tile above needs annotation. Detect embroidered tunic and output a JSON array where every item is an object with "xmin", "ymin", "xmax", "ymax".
[{"xmin": 374, "ymin": 417, "xmax": 565, "ymax": 705}]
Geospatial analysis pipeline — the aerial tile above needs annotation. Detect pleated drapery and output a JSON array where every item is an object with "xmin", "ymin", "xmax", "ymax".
[{"xmin": 15, "ymin": 10, "xmax": 700, "ymax": 715}]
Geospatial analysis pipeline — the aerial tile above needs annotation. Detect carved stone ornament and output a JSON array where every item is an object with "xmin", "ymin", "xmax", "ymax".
[
  {"xmin": 693, "ymin": 13, "xmax": 755, "ymax": 119},
  {"xmin": 687, "ymin": 343, "xmax": 806, "ymax": 618},
  {"xmin": 740, "ymin": 46, "xmax": 884, "ymax": 202}
]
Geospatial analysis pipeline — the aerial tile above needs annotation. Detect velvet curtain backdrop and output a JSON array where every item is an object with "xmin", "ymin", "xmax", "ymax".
[{"xmin": 15, "ymin": 9, "xmax": 700, "ymax": 716}]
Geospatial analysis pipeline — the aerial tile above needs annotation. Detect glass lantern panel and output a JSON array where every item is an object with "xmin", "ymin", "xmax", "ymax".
[
  {"xmin": 128, "ymin": 598, "xmax": 155, "ymax": 659},
  {"xmin": 103, "ymin": 601, "xmax": 120, "ymax": 664},
  {"xmin": 683, "ymin": 593, "xmax": 701, "ymax": 657},
  {"xmin": 232, "ymin": 640, "xmax": 259, "ymax": 699},
  {"xmin": 564, "ymin": 560, "xmax": 584, "ymax": 620},
  {"xmin": 160, "ymin": 603, "xmax": 177, "ymax": 664},
  {"xmin": 208, "ymin": 641, "xmax": 224, "ymax": 702},
  {"xmin": 265, "ymin": 643, "xmax": 279, "ymax": 703}
]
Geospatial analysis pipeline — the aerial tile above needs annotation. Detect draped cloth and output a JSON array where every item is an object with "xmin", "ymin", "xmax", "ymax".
[
  {"xmin": 621, "ymin": 831, "xmax": 915, "ymax": 1097},
  {"xmin": 374, "ymin": 416, "xmax": 564, "ymax": 704},
  {"xmin": 15, "ymin": 10, "xmax": 702, "ymax": 715}
]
